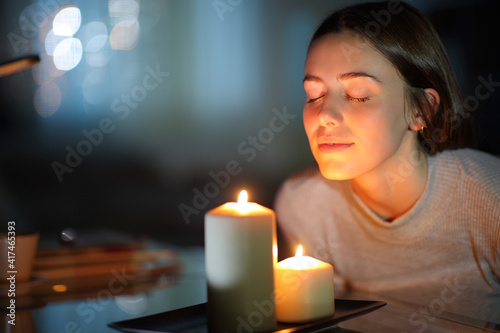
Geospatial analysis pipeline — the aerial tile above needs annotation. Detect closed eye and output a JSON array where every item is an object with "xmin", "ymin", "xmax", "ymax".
[
  {"xmin": 306, "ymin": 95, "xmax": 324, "ymax": 104},
  {"xmin": 344, "ymin": 93, "xmax": 369, "ymax": 103}
]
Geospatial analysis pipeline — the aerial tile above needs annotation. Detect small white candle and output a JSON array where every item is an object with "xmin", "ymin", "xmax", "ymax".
[
  {"xmin": 205, "ymin": 190, "xmax": 277, "ymax": 333},
  {"xmin": 275, "ymin": 245, "xmax": 335, "ymax": 323}
]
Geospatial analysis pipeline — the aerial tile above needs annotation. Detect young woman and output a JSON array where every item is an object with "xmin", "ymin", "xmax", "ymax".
[{"xmin": 275, "ymin": 1, "xmax": 500, "ymax": 323}]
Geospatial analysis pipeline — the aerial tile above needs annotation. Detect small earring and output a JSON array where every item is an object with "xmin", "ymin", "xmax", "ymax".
[{"xmin": 419, "ymin": 126, "xmax": 424, "ymax": 133}]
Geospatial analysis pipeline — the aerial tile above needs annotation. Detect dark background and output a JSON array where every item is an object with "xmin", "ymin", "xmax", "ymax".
[{"xmin": 0, "ymin": 0, "xmax": 499, "ymax": 247}]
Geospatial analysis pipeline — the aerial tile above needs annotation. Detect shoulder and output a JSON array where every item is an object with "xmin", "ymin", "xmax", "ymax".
[
  {"xmin": 437, "ymin": 149, "xmax": 500, "ymax": 245},
  {"xmin": 442, "ymin": 148, "xmax": 500, "ymax": 196},
  {"xmin": 448, "ymin": 148, "xmax": 500, "ymax": 172},
  {"xmin": 443, "ymin": 149, "xmax": 500, "ymax": 279}
]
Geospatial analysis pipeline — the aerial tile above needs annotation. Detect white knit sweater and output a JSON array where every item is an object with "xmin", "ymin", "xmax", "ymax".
[{"xmin": 275, "ymin": 148, "xmax": 500, "ymax": 324}]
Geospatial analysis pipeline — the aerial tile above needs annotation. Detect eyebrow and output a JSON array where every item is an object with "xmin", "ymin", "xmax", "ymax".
[
  {"xmin": 337, "ymin": 72, "xmax": 382, "ymax": 83},
  {"xmin": 302, "ymin": 74, "xmax": 322, "ymax": 83},
  {"xmin": 303, "ymin": 72, "xmax": 382, "ymax": 83}
]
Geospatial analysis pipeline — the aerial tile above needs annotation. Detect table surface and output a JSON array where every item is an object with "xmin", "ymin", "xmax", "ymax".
[{"xmin": 2, "ymin": 238, "xmax": 499, "ymax": 333}]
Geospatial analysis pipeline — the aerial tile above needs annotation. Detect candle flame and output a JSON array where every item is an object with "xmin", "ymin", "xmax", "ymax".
[
  {"xmin": 238, "ymin": 190, "xmax": 248, "ymax": 204},
  {"xmin": 295, "ymin": 245, "xmax": 303, "ymax": 257}
]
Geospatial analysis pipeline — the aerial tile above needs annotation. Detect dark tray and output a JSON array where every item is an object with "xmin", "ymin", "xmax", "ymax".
[{"xmin": 108, "ymin": 298, "xmax": 386, "ymax": 333}]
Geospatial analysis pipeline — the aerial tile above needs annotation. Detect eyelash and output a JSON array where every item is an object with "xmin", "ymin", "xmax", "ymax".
[
  {"xmin": 306, "ymin": 93, "xmax": 370, "ymax": 104},
  {"xmin": 306, "ymin": 96, "xmax": 323, "ymax": 104},
  {"xmin": 344, "ymin": 93, "xmax": 369, "ymax": 103}
]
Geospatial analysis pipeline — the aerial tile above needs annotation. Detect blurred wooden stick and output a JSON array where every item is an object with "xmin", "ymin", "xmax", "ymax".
[{"xmin": 0, "ymin": 55, "xmax": 40, "ymax": 77}]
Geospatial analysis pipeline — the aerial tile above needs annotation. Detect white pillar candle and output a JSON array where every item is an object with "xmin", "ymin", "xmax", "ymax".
[
  {"xmin": 205, "ymin": 190, "xmax": 277, "ymax": 333},
  {"xmin": 275, "ymin": 245, "xmax": 335, "ymax": 323}
]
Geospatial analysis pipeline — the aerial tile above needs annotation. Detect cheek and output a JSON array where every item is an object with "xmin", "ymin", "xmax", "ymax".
[{"xmin": 352, "ymin": 98, "xmax": 408, "ymax": 150}]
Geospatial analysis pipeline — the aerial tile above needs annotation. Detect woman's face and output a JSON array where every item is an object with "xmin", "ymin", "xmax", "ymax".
[{"xmin": 303, "ymin": 32, "xmax": 415, "ymax": 180}]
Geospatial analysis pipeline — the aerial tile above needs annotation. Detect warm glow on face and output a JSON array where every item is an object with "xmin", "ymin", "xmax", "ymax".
[
  {"xmin": 295, "ymin": 245, "xmax": 303, "ymax": 257},
  {"xmin": 303, "ymin": 32, "xmax": 410, "ymax": 181},
  {"xmin": 238, "ymin": 190, "xmax": 248, "ymax": 204}
]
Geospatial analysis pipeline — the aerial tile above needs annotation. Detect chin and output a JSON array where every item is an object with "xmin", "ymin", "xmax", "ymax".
[{"xmin": 318, "ymin": 165, "xmax": 354, "ymax": 181}]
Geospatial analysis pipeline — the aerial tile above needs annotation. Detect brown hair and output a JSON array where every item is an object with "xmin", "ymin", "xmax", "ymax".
[{"xmin": 309, "ymin": 1, "xmax": 478, "ymax": 154}]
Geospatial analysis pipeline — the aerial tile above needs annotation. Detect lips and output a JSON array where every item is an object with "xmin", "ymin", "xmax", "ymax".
[
  {"xmin": 316, "ymin": 136, "xmax": 354, "ymax": 153},
  {"xmin": 318, "ymin": 143, "xmax": 353, "ymax": 153}
]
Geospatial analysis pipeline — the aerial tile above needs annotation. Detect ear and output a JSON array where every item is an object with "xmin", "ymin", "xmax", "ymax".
[
  {"xmin": 408, "ymin": 88, "xmax": 440, "ymax": 131},
  {"xmin": 424, "ymin": 88, "xmax": 440, "ymax": 113}
]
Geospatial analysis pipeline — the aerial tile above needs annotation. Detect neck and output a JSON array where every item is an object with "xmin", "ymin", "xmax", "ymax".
[{"xmin": 350, "ymin": 135, "xmax": 428, "ymax": 221}]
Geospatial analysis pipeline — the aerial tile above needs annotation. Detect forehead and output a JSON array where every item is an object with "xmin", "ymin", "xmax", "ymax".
[{"xmin": 305, "ymin": 32, "xmax": 399, "ymax": 82}]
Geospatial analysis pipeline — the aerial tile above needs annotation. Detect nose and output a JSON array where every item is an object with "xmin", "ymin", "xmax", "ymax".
[{"xmin": 317, "ymin": 99, "xmax": 342, "ymax": 127}]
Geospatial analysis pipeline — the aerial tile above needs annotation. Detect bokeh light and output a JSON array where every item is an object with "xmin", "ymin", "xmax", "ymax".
[
  {"xmin": 34, "ymin": 81, "xmax": 62, "ymax": 117},
  {"xmin": 115, "ymin": 293, "xmax": 149, "ymax": 315},
  {"xmin": 109, "ymin": 0, "xmax": 140, "ymax": 18},
  {"xmin": 53, "ymin": 7, "xmax": 81, "ymax": 36},
  {"xmin": 44, "ymin": 29, "xmax": 66, "ymax": 56},
  {"xmin": 81, "ymin": 21, "xmax": 110, "ymax": 67},
  {"xmin": 110, "ymin": 19, "xmax": 140, "ymax": 50},
  {"xmin": 20, "ymin": 3, "xmax": 48, "ymax": 39},
  {"xmin": 85, "ymin": 34, "xmax": 108, "ymax": 53},
  {"xmin": 38, "ymin": 14, "xmax": 53, "ymax": 44},
  {"xmin": 32, "ymin": 53, "xmax": 65, "ymax": 86},
  {"xmin": 53, "ymin": 37, "xmax": 83, "ymax": 70},
  {"xmin": 52, "ymin": 284, "xmax": 68, "ymax": 292}
]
